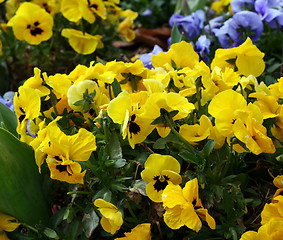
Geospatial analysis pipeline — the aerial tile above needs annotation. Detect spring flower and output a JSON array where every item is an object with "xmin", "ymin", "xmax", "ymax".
[
  {"xmin": 62, "ymin": 29, "xmax": 103, "ymax": 55},
  {"xmin": 162, "ymin": 178, "xmax": 216, "ymax": 232},
  {"xmin": 79, "ymin": 0, "xmax": 106, "ymax": 23},
  {"xmin": 195, "ymin": 35, "xmax": 211, "ymax": 62},
  {"xmin": 233, "ymin": 115, "xmax": 275, "ymax": 154},
  {"xmin": 179, "ymin": 115, "xmax": 212, "ymax": 144},
  {"xmin": 67, "ymin": 80, "xmax": 105, "ymax": 114},
  {"xmin": 271, "ymin": 105, "xmax": 283, "ymax": 142},
  {"xmin": 39, "ymin": 119, "xmax": 97, "ymax": 184},
  {"xmin": 94, "ymin": 199, "xmax": 123, "ymax": 235},
  {"xmin": 261, "ymin": 195, "xmax": 283, "ymax": 225},
  {"xmin": 118, "ymin": 17, "xmax": 136, "ymax": 42},
  {"xmin": 240, "ymin": 220, "xmax": 283, "ymax": 240},
  {"xmin": 169, "ymin": 11, "xmax": 205, "ymax": 40},
  {"xmin": 208, "ymin": 89, "xmax": 247, "ymax": 137},
  {"xmin": 141, "ymin": 154, "xmax": 182, "ymax": 202},
  {"xmin": 115, "ymin": 223, "xmax": 151, "ymax": 240},
  {"xmin": 60, "ymin": 0, "xmax": 82, "ymax": 22},
  {"xmin": 107, "ymin": 91, "xmax": 154, "ymax": 149},
  {"xmin": 255, "ymin": 0, "xmax": 283, "ymax": 29},
  {"xmin": 0, "ymin": 212, "xmax": 20, "ymax": 240},
  {"xmin": 228, "ymin": 11, "xmax": 263, "ymax": 45},
  {"xmin": 7, "ymin": 2, "xmax": 53, "ymax": 45},
  {"xmin": 32, "ymin": 0, "xmax": 61, "ymax": 16},
  {"xmin": 151, "ymin": 41, "xmax": 199, "ymax": 70},
  {"xmin": 211, "ymin": 37, "xmax": 265, "ymax": 77},
  {"xmin": 142, "ymin": 91, "xmax": 195, "ymax": 138},
  {"xmin": 0, "ymin": 91, "xmax": 15, "ymax": 111}
]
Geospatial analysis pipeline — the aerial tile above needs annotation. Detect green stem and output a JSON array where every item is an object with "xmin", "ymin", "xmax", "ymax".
[
  {"xmin": 125, "ymin": 200, "xmax": 138, "ymax": 222},
  {"xmin": 164, "ymin": 114, "xmax": 195, "ymax": 153},
  {"xmin": 67, "ymin": 191, "xmax": 92, "ymax": 195},
  {"xmin": 21, "ymin": 223, "xmax": 39, "ymax": 234}
]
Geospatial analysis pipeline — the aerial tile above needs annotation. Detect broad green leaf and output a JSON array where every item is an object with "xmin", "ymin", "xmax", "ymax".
[
  {"xmin": 179, "ymin": 151, "xmax": 204, "ymax": 165},
  {"xmin": 187, "ymin": 0, "xmax": 205, "ymax": 12},
  {"xmin": 108, "ymin": 131, "xmax": 122, "ymax": 160},
  {"xmin": 82, "ymin": 206, "xmax": 99, "ymax": 238},
  {"xmin": 44, "ymin": 228, "xmax": 59, "ymax": 239},
  {"xmin": 0, "ymin": 102, "xmax": 18, "ymax": 137},
  {"xmin": 0, "ymin": 128, "xmax": 50, "ymax": 227}
]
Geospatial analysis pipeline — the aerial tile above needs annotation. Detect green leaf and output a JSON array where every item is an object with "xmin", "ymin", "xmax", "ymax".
[
  {"xmin": 0, "ymin": 128, "xmax": 50, "ymax": 226},
  {"xmin": 170, "ymin": 22, "xmax": 182, "ymax": 46},
  {"xmin": 111, "ymin": 78, "xmax": 122, "ymax": 97},
  {"xmin": 44, "ymin": 228, "xmax": 59, "ymax": 239},
  {"xmin": 179, "ymin": 151, "xmax": 204, "ymax": 165},
  {"xmin": 82, "ymin": 206, "xmax": 99, "ymax": 238},
  {"xmin": 187, "ymin": 0, "xmax": 205, "ymax": 12},
  {"xmin": 107, "ymin": 131, "xmax": 123, "ymax": 160},
  {"xmin": 114, "ymin": 158, "xmax": 126, "ymax": 168},
  {"xmin": 201, "ymin": 139, "xmax": 215, "ymax": 158},
  {"xmin": 0, "ymin": 102, "xmax": 18, "ymax": 137}
]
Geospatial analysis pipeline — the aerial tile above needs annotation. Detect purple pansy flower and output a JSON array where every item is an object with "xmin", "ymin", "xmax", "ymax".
[
  {"xmin": 216, "ymin": 11, "xmax": 263, "ymax": 48},
  {"xmin": 142, "ymin": 8, "xmax": 152, "ymax": 17},
  {"xmin": 169, "ymin": 10, "xmax": 205, "ymax": 40},
  {"xmin": 204, "ymin": 15, "xmax": 225, "ymax": 36},
  {"xmin": 140, "ymin": 45, "xmax": 164, "ymax": 69},
  {"xmin": 255, "ymin": 0, "xmax": 283, "ymax": 29},
  {"xmin": 230, "ymin": 0, "xmax": 255, "ymax": 13}
]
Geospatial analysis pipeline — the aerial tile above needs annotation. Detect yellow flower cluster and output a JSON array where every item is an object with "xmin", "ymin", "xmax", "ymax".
[{"xmin": 4, "ymin": 0, "xmax": 138, "ymax": 53}]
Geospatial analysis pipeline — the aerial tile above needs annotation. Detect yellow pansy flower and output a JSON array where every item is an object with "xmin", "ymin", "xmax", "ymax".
[
  {"xmin": 79, "ymin": 0, "xmax": 106, "ymax": 23},
  {"xmin": 269, "ymin": 77, "xmax": 283, "ymax": 99},
  {"xmin": 7, "ymin": 2, "xmax": 53, "ymax": 45},
  {"xmin": 271, "ymin": 105, "xmax": 283, "ymax": 142},
  {"xmin": 5, "ymin": 0, "xmax": 20, "ymax": 20},
  {"xmin": 0, "ymin": 212, "xmax": 20, "ymax": 240},
  {"xmin": 179, "ymin": 115, "xmax": 212, "ymax": 144},
  {"xmin": 141, "ymin": 154, "xmax": 182, "ymax": 202},
  {"xmin": 60, "ymin": 0, "xmax": 81, "ymax": 22},
  {"xmin": 211, "ymin": 0, "xmax": 232, "ymax": 14},
  {"xmin": 23, "ymin": 67, "xmax": 50, "ymax": 98},
  {"xmin": 115, "ymin": 223, "xmax": 151, "ymax": 240},
  {"xmin": 211, "ymin": 37, "xmax": 265, "ymax": 77},
  {"xmin": 94, "ymin": 199, "xmax": 123, "ymax": 235},
  {"xmin": 233, "ymin": 116, "xmax": 275, "ymax": 155},
  {"xmin": 118, "ymin": 17, "xmax": 136, "ymax": 42},
  {"xmin": 142, "ymin": 91, "xmax": 195, "ymax": 138},
  {"xmin": 162, "ymin": 178, "xmax": 216, "ymax": 232},
  {"xmin": 152, "ymin": 41, "xmax": 199, "ymax": 70},
  {"xmin": 39, "ymin": 119, "xmax": 96, "ymax": 183},
  {"xmin": 67, "ymin": 79, "xmax": 103, "ymax": 114},
  {"xmin": 62, "ymin": 28, "xmax": 103, "ymax": 55},
  {"xmin": 208, "ymin": 89, "xmax": 247, "ymax": 137},
  {"xmin": 107, "ymin": 91, "xmax": 154, "ymax": 148}
]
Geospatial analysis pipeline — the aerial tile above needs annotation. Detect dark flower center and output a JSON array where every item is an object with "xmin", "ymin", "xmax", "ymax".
[
  {"xmin": 129, "ymin": 114, "xmax": 141, "ymax": 135},
  {"xmin": 153, "ymin": 175, "xmax": 170, "ymax": 192},
  {"xmin": 27, "ymin": 21, "xmax": 44, "ymax": 36}
]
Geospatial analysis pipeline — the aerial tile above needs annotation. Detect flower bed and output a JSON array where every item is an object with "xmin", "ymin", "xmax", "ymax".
[{"xmin": 0, "ymin": 0, "xmax": 282, "ymax": 239}]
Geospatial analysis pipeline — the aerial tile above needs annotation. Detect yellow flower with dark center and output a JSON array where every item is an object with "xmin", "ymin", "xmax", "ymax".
[
  {"xmin": 7, "ymin": 2, "xmax": 53, "ymax": 45},
  {"xmin": 273, "ymin": 175, "xmax": 283, "ymax": 198},
  {"xmin": 94, "ymin": 199, "xmax": 123, "ymax": 235},
  {"xmin": 62, "ymin": 28, "xmax": 103, "ymax": 55},
  {"xmin": 79, "ymin": 0, "xmax": 106, "ymax": 23},
  {"xmin": 0, "ymin": 212, "xmax": 20, "ymax": 240},
  {"xmin": 141, "ymin": 154, "xmax": 182, "ymax": 202},
  {"xmin": 39, "ymin": 118, "xmax": 97, "ymax": 184},
  {"xmin": 162, "ymin": 178, "xmax": 216, "ymax": 232},
  {"xmin": 211, "ymin": 37, "xmax": 265, "ymax": 77},
  {"xmin": 115, "ymin": 223, "xmax": 151, "ymax": 240},
  {"xmin": 32, "ymin": 0, "xmax": 61, "ymax": 16},
  {"xmin": 107, "ymin": 91, "xmax": 154, "ymax": 149}
]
